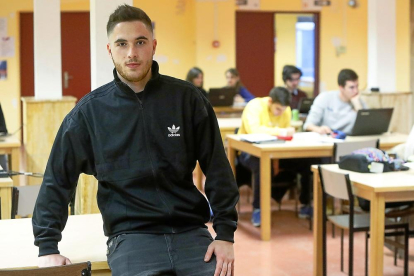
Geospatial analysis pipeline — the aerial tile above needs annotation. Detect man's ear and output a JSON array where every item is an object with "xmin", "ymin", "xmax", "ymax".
[
  {"xmin": 107, "ymin": 43, "xmax": 112, "ymax": 57},
  {"xmin": 152, "ymin": 39, "xmax": 157, "ymax": 55},
  {"xmin": 268, "ymin": 97, "xmax": 273, "ymax": 107}
]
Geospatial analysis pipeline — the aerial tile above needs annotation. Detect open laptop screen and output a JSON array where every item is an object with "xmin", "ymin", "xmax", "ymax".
[
  {"xmin": 349, "ymin": 108, "xmax": 393, "ymax": 136},
  {"xmin": 0, "ymin": 104, "xmax": 7, "ymax": 135},
  {"xmin": 208, "ymin": 87, "xmax": 237, "ymax": 107},
  {"xmin": 298, "ymin": 98, "xmax": 314, "ymax": 114}
]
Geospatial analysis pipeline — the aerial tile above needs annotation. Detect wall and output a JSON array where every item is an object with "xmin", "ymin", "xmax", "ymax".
[{"xmin": 274, "ymin": 14, "xmax": 297, "ymax": 87}]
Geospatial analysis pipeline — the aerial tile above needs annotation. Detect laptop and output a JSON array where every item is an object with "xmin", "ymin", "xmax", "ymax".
[
  {"xmin": 0, "ymin": 104, "xmax": 7, "ymax": 137},
  {"xmin": 349, "ymin": 108, "xmax": 393, "ymax": 136},
  {"xmin": 208, "ymin": 87, "xmax": 237, "ymax": 107},
  {"xmin": 298, "ymin": 98, "xmax": 314, "ymax": 114}
]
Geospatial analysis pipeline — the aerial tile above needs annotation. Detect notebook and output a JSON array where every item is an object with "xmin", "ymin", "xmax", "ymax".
[
  {"xmin": 349, "ymin": 108, "xmax": 394, "ymax": 136},
  {"xmin": 208, "ymin": 87, "xmax": 237, "ymax": 107}
]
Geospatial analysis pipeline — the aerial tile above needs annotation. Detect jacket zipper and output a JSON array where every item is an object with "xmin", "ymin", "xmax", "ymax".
[{"xmin": 135, "ymin": 94, "xmax": 176, "ymax": 233}]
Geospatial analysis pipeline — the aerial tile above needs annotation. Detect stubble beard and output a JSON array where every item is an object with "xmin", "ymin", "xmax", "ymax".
[{"xmin": 111, "ymin": 56, "xmax": 152, "ymax": 83}]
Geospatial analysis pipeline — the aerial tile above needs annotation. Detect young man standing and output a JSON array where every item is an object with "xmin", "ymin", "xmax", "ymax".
[
  {"xmin": 282, "ymin": 65, "xmax": 308, "ymax": 110},
  {"xmin": 304, "ymin": 69, "xmax": 367, "ymax": 134},
  {"xmin": 33, "ymin": 5, "xmax": 238, "ymax": 276}
]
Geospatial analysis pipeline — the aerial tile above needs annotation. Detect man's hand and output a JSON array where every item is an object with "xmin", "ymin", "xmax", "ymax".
[
  {"xmin": 350, "ymin": 94, "xmax": 363, "ymax": 111},
  {"xmin": 286, "ymin": 127, "xmax": 295, "ymax": 136},
  {"xmin": 204, "ymin": 240, "xmax": 234, "ymax": 276},
  {"xmin": 38, "ymin": 254, "xmax": 72, "ymax": 268},
  {"xmin": 314, "ymin": 125, "xmax": 332, "ymax": 135}
]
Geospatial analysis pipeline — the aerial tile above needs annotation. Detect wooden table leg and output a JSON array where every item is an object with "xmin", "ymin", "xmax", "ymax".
[
  {"xmin": 227, "ymin": 142, "xmax": 236, "ymax": 176},
  {"xmin": 369, "ymin": 194, "xmax": 385, "ymax": 276},
  {"xmin": 195, "ymin": 162, "xmax": 203, "ymax": 191},
  {"xmin": 0, "ymin": 187, "xmax": 12, "ymax": 220},
  {"xmin": 313, "ymin": 171, "xmax": 323, "ymax": 276},
  {"xmin": 260, "ymin": 153, "xmax": 271, "ymax": 241},
  {"xmin": 11, "ymin": 147, "xmax": 20, "ymax": 186}
]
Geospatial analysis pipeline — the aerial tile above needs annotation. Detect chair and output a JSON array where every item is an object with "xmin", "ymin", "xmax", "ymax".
[
  {"xmin": 11, "ymin": 185, "xmax": 41, "ymax": 219},
  {"xmin": 330, "ymin": 139, "xmax": 379, "ymax": 237},
  {"xmin": 318, "ymin": 165, "xmax": 409, "ymax": 276},
  {"xmin": 0, "ymin": 262, "xmax": 91, "ymax": 276}
]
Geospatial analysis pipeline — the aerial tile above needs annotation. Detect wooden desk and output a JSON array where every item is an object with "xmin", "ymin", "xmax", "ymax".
[
  {"xmin": 0, "ymin": 136, "xmax": 21, "ymax": 186},
  {"xmin": 0, "ymin": 168, "xmax": 13, "ymax": 220},
  {"xmin": 193, "ymin": 119, "xmax": 304, "ymax": 190},
  {"xmin": 226, "ymin": 133, "xmax": 408, "ymax": 241},
  {"xmin": 0, "ymin": 214, "xmax": 110, "ymax": 275},
  {"xmin": 311, "ymin": 164, "xmax": 414, "ymax": 276}
]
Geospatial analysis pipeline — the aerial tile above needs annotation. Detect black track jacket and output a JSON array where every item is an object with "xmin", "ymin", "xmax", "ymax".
[{"xmin": 32, "ymin": 61, "xmax": 239, "ymax": 256}]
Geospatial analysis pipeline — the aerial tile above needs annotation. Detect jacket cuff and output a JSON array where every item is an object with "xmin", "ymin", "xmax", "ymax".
[
  {"xmin": 38, "ymin": 241, "xmax": 60, "ymax": 257},
  {"xmin": 214, "ymin": 224, "xmax": 235, "ymax": 243}
]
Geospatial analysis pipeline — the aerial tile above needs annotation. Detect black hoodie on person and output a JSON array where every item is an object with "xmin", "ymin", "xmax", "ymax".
[{"xmin": 32, "ymin": 61, "xmax": 239, "ymax": 257}]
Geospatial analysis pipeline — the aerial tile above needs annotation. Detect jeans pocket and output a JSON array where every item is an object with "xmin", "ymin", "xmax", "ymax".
[{"xmin": 107, "ymin": 234, "xmax": 126, "ymax": 257}]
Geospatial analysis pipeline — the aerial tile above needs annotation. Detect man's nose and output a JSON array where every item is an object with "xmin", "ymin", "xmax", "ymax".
[{"xmin": 127, "ymin": 45, "xmax": 138, "ymax": 58}]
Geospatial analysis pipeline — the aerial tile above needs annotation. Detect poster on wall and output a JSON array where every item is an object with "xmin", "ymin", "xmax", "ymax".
[
  {"xmin": 0, "ymin": 60, "xmax": 7, "ymax": 80},
  {"xmin": 0, "ymin": 37, "xmax": 15, "ymax": 57}
]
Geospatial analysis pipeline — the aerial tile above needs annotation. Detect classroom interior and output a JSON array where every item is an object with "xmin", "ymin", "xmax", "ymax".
[{"xmin": 1, "ymin": 0, "xmax": 414, "ymax": 275}]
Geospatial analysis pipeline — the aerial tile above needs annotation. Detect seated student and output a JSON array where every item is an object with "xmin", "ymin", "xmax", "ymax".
[
  {"xmin": 304, "ymin": 69, "xmax": 367, "ymax": 135},
  {"xmin": 225, "ymin": 68, "xmax": 255, "ymax": 103},
  {"xmin": 186, "ymin": 67, "xmax": 207, "ymax": 98},
  {"xmin": 282, "ymin": 65, "xmax": 308, "ymax": 110},
  {"xmin": 237, "ymin": 87, "xmax": 313, "ymax": 226}
]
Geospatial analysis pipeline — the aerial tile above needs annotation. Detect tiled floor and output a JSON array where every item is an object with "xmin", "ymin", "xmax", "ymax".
[{"xmin": 208, "ymin": 187, "xmax": 414, "ymax": 276}]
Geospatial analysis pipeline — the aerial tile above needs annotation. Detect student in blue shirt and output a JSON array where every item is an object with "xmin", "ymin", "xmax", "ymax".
[{"xmin": 225, "ymin": 68, "xmax": 255, "ymax": 102}]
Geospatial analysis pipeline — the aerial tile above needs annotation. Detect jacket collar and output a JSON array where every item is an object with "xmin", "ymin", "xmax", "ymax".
[{"xmin": 113, "ymin": 60, "xmax": 161, "ymax": 96}]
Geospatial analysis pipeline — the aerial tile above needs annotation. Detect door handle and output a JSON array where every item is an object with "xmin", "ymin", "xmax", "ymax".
[{"xmin": 63, "ymin": 71, "xmax": 73, "ymax": 89}]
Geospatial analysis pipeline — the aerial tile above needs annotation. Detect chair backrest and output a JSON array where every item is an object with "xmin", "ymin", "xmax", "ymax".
[
  {"xmin": 318, "ymin": 165, "xmax": 352, "ymax": 201},
  {"xmin": 0, "ymin": 262, "xmax": 91, "ymax": 276},
  {"xmin": 13, "ymin": 185, "xmax": 41, "ymax": 218},
  {"xmin": 333, "ymin": 139, "xmax": 379, "ymax": 163}
]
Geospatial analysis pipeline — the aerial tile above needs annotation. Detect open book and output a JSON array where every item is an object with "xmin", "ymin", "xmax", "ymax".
[{"xmin": 239, "ymin": 134, "xmax": 281, "ymax": 144}]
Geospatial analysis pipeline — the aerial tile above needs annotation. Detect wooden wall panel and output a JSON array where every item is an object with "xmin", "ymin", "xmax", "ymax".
[{"xmin": 21, "ymin": 97, "xmax": 76, "ymax": 185}]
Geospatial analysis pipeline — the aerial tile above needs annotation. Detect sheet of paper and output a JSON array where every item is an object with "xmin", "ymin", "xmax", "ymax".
[{"xmin": 0, "ymin": 37, "xmax": 15, "ymax": 57}]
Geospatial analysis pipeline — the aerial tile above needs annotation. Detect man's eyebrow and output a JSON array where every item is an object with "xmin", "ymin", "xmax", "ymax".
[
  {"xmin": 135, "ymin": 36, "xmax": 149, "ymax": 41},
  {"xmin": 114, "ymin": 36, "xmax": 149, "ymax": 44},
  {"xmin": 114, "ymin": 38, "xmax": 127, "ymax": 44}
]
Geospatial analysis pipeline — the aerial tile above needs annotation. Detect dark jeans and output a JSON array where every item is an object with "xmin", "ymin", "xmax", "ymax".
[
  {"xmin": 239, "ymin": 152, "xmax": 319, "ymax": 209},
  {"xmin": 107, "ymin": 228, "xmax": 216, "ymax": 276}
]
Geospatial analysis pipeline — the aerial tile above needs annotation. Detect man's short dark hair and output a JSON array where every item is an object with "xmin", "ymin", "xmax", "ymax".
[
  {"xmin": 107, "ymin": 5, "xmax": 153, "ymax": 36},
  {"xmin": 269, "ymin": 87, "xmax": 291, "ymax": 106},
  {"xmin": 282, "ymin": 65, "xmax": 302, "ymax": 83},
  {"xmin": 337, "ymin": 69, "xmax": 358, "ymax": 87}
]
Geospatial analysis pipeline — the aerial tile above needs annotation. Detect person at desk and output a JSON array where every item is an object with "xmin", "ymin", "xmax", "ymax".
[
  {"xmin": 237, "ymin": 87, "xmax": 313, "ymax": 225},
  {"xmin": 282, "ymin": 65, "xmax": 308, "ymax": 110},
  {"xmin": 225, "ymin": 68, "xmax": 255, "ymax": 103},
  {"xmin": 304, "ymin": 69, "xmax": 367, "ymax": 135},
  {"xmin": 33, "ymin": 5, "xmax": 239, "ymax": 276},
  {"xmin": 186, "ymin": 67, "xmax": 208, "ymax": 98}
]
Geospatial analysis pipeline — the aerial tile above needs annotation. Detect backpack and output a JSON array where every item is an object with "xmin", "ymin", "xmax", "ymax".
[{"xmin": 338, "ymin": 147, "xmax": 395, "ymax": 173}]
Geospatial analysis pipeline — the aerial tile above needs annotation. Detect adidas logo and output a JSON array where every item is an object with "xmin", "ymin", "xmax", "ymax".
[{"xmin": 168, "ymin": 125, "xmax": 180, "ymax": 137}]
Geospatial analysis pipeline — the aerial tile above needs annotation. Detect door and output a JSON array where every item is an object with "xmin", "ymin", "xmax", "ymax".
[
  {"xmin": 236, "ymin": 12, "xmax": 275, "ymax": 97},
  {"xmin": 20, "ymin": 12, "xmax": 91, "ymax": 101}
]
